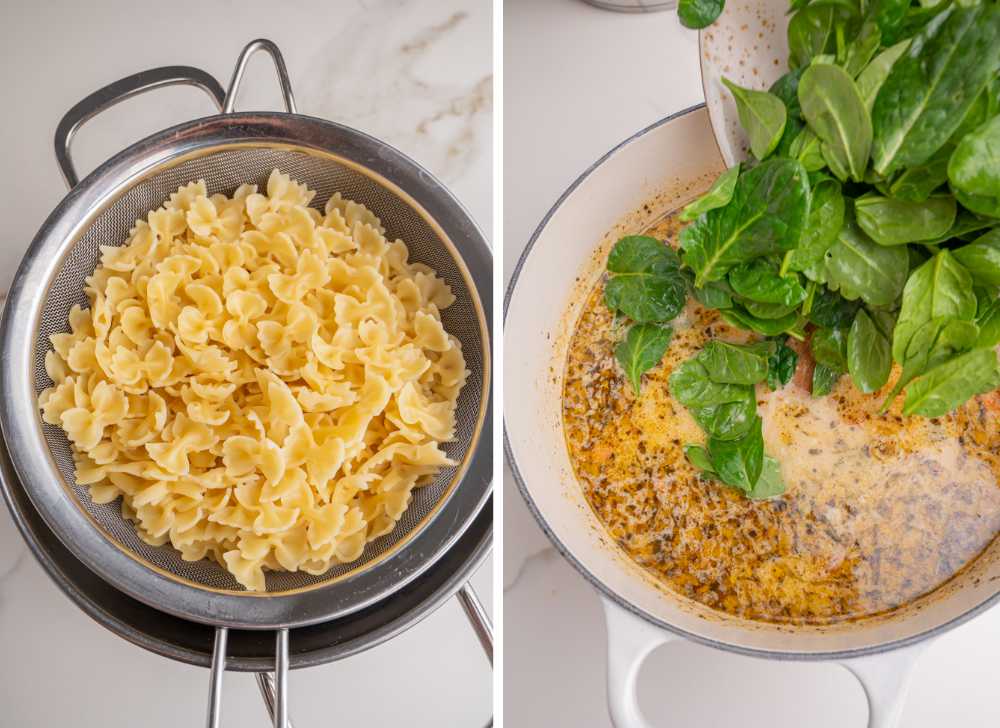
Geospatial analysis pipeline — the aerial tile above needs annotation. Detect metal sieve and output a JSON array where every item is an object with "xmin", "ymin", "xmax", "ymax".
[{"xmin": 0, "ymin": 39, "xmax": 492, "ymax": 728}]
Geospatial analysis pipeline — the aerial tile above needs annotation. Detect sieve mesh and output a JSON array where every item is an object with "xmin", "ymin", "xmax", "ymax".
[{"xmin": 32, "ymin": 146, "xmax": 485, "ymax": 593}]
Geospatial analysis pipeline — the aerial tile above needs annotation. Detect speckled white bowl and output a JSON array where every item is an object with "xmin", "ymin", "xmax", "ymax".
[{"xmin": 699, "ymin": 0, "xmax": 790, "ymax": 166}]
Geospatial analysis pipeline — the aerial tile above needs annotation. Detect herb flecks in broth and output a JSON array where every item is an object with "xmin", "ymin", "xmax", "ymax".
[{"xmin": 563, "ymin": 214, "xmax": 1000, "ymax": 625}]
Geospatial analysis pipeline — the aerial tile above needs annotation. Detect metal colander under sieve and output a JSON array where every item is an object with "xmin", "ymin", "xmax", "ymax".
[{"xmin": 0, "ymin": 40, "xmax": 492, "ymax": 728}]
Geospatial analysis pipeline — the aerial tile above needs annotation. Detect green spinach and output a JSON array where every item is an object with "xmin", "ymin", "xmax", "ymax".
[
  {"xmin": 604, "ymin": 236, "xmax": 687, "ymax": 323},
  {"xmin": 822, "ymin": 219, "xmax": 908, "ymax": 307},
  {"xmin": 798, "ymin": 62, "xmax": 872, "ymax": 182},
  {"xmin": 729, "ymin": 258, "xmax": 807, "ymax": 306},
  {"xmin": 697, "ymin": 339, "xmax": 772, "ymax": 385},
  {"xmin": 948, "ymin": 114, "xmax": 1000, "ymax": 219},
  {"xmin": 856, "ymin": 40, "xmax": 909, "ymax": 112},
  {"xmin": 690, "ymin": 391, "xmax": 758, "ymax": 441},
  {"xmin": 953, "ymin": 231, "xmax": 1000, "ymax": 288},
  {"xmin": 723, "ymin": 79, "xmax": 787, "ymax": 160},
  {"xmin": 848, "ymin": 308, "xmax": 892, "ymax": 392},
  {"xmin": 812, "ymin": 363, "xmax": 842, "ymax": 396},
  {"xmin": 680, "ymin": 164, "xmax": 741, "ymax": 222},
  {"xmin": 784, "ymin": 175, "xmax": 845, "ymax": 274},
  {"xmin": 684, "ymin": 444, "xmax": 717, "ymax": 474},
  {"xmin": 891, "ymin": 250, "xmax": 977, "ymax": 364},
  {"xmin": 708, "ymin": 416, "xmax": 764, "ymax": 490},
  {"xmin": 681, "ymin": 158, "xmax": 810, "ymax": 286},
  {"xmin": 854, "ymin": 193, "xmax": 956, "ymax": 246},
  {"xmin": 615, "ymin": 323, "xmax": 673, "ymax": 395},
  {"xmin": 811, "ymin": 325, "xmax": 849, "ymax": 373},
  {"xmin": 749, "ymin": 456, "xmax": 786, "ymax": 500},
  {"xmin": 903, "ymin": 348, "xmax": 1000, "ymax": 417},
  {"xmin": 669, "ymin": 358, "xmax": 749, "ymax": 408},
  {"xmin": 766, "ymin": 340, "xmax": 799, "ymax": 390},
  {"xmin": 871, "ymin": 3, "xmax": 1000, "ymax": 176},
  {"xmin": 678, "ymin": 0, "xmax": 725, "ymax": 29}
]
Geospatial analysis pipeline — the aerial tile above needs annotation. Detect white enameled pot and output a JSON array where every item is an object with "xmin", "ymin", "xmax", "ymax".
[{"xmin": 503, "ymin": 105, "xmax": 1000, "ymax": 728}]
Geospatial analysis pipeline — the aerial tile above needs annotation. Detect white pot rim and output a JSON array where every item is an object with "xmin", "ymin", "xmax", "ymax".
[{"xmin": 503, "ymin": 103, "xmax": 1000, "ymax": 661}]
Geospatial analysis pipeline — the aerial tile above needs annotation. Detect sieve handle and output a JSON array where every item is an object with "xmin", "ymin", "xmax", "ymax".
[
  {"xmin": 54, "ymin": 66, "xmax": 226, "ymax": 189},
  {"xmin": 223, "ymin": 39, "xmax": 297, "ymax": 115}
]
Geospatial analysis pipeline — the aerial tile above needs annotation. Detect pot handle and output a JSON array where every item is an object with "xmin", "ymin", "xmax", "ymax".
[
  {"xmin": 837, "ymin": 640, "xmax": 931, "ymax": 728},
  {"xmin": 601, "ymin": 596, "xmax": 681, "ymax": 728},
  {"xmin": 602, "ymin": 594, "xmax": 931, "ymax": 728},
  {"xmin": 54, "ymin": 65, "xmax": 226, "ymax": 188}
]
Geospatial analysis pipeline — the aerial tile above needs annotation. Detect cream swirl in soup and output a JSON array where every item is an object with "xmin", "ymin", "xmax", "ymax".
[{"xmin": 563, "ymin": 214, "xmax": 1000, "ymax": 625}]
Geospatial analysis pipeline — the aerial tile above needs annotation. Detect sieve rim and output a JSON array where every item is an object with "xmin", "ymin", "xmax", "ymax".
[{"xmin": 0, "ymin": 111, "xmax": 493, "ymax": 629}]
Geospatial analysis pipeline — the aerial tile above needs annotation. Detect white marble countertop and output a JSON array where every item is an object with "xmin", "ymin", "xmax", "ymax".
[
  {"xmin": 503, "ymin": 1, "xmax": 1000, "ymax": 726},
  {"xmin": 0, "ymin": 1, "xmax": 492, "ymax": 726}
]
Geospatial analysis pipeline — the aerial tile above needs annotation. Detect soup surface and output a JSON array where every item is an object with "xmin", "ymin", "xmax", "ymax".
[{"xmin": 563, "ymin": 214, "xmax": 1000, "ymax": 625}]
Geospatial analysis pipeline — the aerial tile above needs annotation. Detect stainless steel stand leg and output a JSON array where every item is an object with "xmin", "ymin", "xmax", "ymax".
[
  {"xmin": 457, "ymin": 582, "xmax": 493, "ymax": 665},
  {"xmin": 256, "ymin": 672, "xmax": 296, "ymax": 728},
  {"xmin": 205, "ymin": 626, "xmax": 228, "ymax": 728}
]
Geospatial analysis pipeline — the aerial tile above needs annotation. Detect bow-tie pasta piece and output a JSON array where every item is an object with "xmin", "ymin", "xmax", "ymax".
[{"xmin": 38, "ymin": 170, "xmax": 470, "ymax": 592}]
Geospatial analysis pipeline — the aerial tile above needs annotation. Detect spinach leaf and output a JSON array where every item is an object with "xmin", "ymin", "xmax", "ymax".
[
  {"xmin": 856, "ymin": 40, "xmax": 909, "ymax": 112},
  {"xmin": 812, "ymin": 363, "xmax": 842, "ymax": 396},
  {"xmin": 680, "ymin": 164, "xmax": 741, "ymax": 222},
  {"xmin": 615, "ymin": 323, "xmax": 673, "ymax": 395},
  {"xmin": 811, "ymin": 326, "xmax": 849, "ymax": 373},
  {"xmin": 823, "ymin": 219, "xmax": 909, "ymax": 307},
  {"xmin": 953, "ymin": 230, "xmax": 1000, "ymax": 288},
  {"xmin": 975, "ymin": 297, "xmax": 1000, "ymax": 348},
  {"xmin": 798, "ymin": 63, "xmax": 872, "ymax": 182},
  {"xmin": 770, "ymin": 69, "xmax": 806, "ymax": 158},
  {"xmin": 669, "ymin": 358, "xmax": 749, "ymax": 407},
  {"xmin": 880, "ymin": 144, "xmax": 950, "ymax": 202},
  {"xmin": 729, "ymin": 259, "xmax": 807, "ymax": 306},
  {"xmin": 954, "ymin": 188, "xmax": 1000, "ymax": 221},
  {"xmin": 723, "ymin": 78, "xmax": 787, "ymax": 160},
  {"xmin": 919, "ymin": 210, "xmax": 999, "ymax": 247},
  {"xmin": 604, "ymin": 236, "xmax": 687, "ymax": 323},
  {"xmin": 948, "ymin": 114, "xmax": 1000, "ymax": 218},
  {"xmin": 870, "ymin": 0, "xmax": 910, "ymax": 46},
  {"xmin": 684, "ymin": 444, "xmax": 717, "ymax": 474},
  {"xmin": 883, "ymin": 316, "xmax": 980, "ymax": 409},
  {"xmin": 690, "ymin": 390, "xmax": 758, "ymax": 441},
  {"xmin": 854, "ymin": 193, "xmax": 956, "ymax": 245},
  {"xmin": 697, "ymin": 339, "xmax": 772, "ymax": 385},
  {"xmin": 721, "ymin": 306, "xmax": 802, "ymax": 337},
  {"xmin": 789, "ymin": 127, "xmax": 828, "ymax": 172},
  {"xmin": 789, "ymin": 4, "xmax": 854, "ymax": 68},
  {"xmin": 843, "ymin": 18, "xmax": 881, "ymax": 78},
  {"xmin": 678, "ymin": 0, "xmax": 725, "ymax": 29},
  {"xmin": 749, "ymin": 456, "xmax": 786, "ymax": 500},
  {"xmin": 871, "ymin": 3, "xmax": 1000, "ymax": 176},
  {"xmin": 808, "ymin": 284, "xmax": 861, "ymax": 328},
  {"xmin": 891, "ymin": 250, "xmax": 977, "ymax": 363},
  {"xmin": 691, "ymin": 279, "xmax": 735, "ymax": 309},
  {"xmin": 707, "ymin": 416, "xmax": 764, "ymax": 490},
  {"xmin": 848, "ymin": 308, "xmax": 891, "ymax": 392},
  {"xmin": 903, "ymin": 348, "xmax": 1000, "ymax": 418},
  {"xmin": 739, "ymin": 298, "xmax": 799, "ymax": 320},
  {"xmin": 681, "ymin": 158, "xmax": 811, "ymax": 286},
  {"xmin": 766, "ymin": 340, "xmax": 799, "ymax": 390},
  {"xmin": 784, "ymin": 175, "xmax": 845, "ymax": 273}
]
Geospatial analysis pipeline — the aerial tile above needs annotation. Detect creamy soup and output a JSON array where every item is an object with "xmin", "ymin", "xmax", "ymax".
[{"xmin": 563, "ymin": 214, "xmax": 1000, "ymax": 625}]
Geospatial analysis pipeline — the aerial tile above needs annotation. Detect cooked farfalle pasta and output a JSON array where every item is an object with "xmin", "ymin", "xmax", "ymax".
[{"xmin": 38, "ymin": 170, "xmax": 469, "ymax": 591}]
